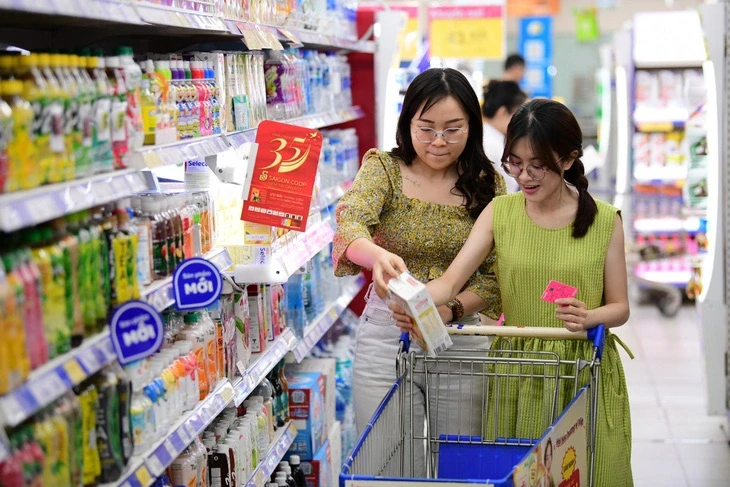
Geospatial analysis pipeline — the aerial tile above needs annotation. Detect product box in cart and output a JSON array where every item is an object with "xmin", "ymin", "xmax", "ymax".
[
  {"xmin": 287, "ymin": 371, "xmax": 327, "ymax": 459},
  {"xmin": 286, "ymin": 358, "xmax": 336, "ymax": 432},
  {"xmin": 287, "ymin": 438, "xmax": 332, "ymax": 487},
  {"xmin": 387, "ymin": 272, "xmax": 453, "ymax": 357}
]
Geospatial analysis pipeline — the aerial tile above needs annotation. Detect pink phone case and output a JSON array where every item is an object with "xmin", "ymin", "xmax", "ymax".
[{"xmin": 541, "ymin": 280, "xmax": 578, "ymax": 303}]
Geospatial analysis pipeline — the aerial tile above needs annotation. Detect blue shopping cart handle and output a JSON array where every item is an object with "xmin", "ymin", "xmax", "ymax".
[
  {"xmin": 587, "ymin": 324, "xmax": 606, "ymax": 359},
  {"xmin": 399, "ymin": 332, "xmax": 410, "ymax": 353}
]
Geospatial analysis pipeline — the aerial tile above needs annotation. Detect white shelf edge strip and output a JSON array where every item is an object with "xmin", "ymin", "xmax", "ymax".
[
  {"xmin": 293, "ymin": 274, "xmax": 366, "ymax": 362},
  {"xmin": 0, "ymin": 169, "xmax": 152, "ymax": 232},
  {"xmin": 141, "ymin": 247, "xmax": 233, "ymax": 312},
  {"xmin": 111, "ymin": 380, "xmax": 235, "ymax": 487},
  {"xmin": 0, "ymin": 330, "xmax": 116, "ymax": 431},
  {"xmin": 247, "ymin": 421, "xmax": 297, "ymax": 487}
]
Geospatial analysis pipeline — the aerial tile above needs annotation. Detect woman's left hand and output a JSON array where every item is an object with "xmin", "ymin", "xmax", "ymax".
[
  {"xmin": 555, "ymin": 298, "xmax": 590, "ymax": 332},
  {"xmin": 388, "ymin": 302, "xmax": 424, "ymax": 342}
]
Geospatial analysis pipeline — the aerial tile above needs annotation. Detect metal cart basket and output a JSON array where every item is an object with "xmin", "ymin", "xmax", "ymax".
[{"xmin": 340, "ymin": 325, "xmax": 606, "ymax": 487}]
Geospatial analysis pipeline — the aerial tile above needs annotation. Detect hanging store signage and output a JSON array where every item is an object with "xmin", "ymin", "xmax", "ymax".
[
  {"xmin": 173, "ymin": 257, "xmax": 224, "ymax": 310},
  {"xmin": 241, "ymin": 120, "xmax": 323, "ymax": 232},
  {"xmin": 111, "ymin": 301, "xmax": 165, "ymax": 365},
  {"xmin": 428, "ymin": 3, "xmax": 506, "ymax": 60},
  {"xmin": 518, "ymin": 16, "xmax": 554, "ymax": 98},
  {"xmin": 507, "ymin": 0, "xmax": 560, "ymax": 17}
]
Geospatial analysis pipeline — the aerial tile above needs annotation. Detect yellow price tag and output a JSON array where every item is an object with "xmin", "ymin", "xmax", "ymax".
[
  {"xmin": 135, "ymin": 466, "xmax": 153, "ymax": 486},
  {"xmin": 63, "ymin": 360, "xmax": 86, "ymax": 384},
  {"xmin": 429, "ymin": 6, "xmax": 505, "ymax": 60}
]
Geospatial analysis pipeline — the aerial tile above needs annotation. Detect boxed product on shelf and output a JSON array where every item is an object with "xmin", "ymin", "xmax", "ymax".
[
  {"xmin": 286, "ymin": 370, "xmax": 327, "ymax": 459},
  {"xmin": 286, "ymin": 358, "xmax": 337, "ymax": 433}
]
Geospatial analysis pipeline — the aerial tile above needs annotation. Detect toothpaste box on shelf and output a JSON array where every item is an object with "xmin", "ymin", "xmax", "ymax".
[
  {"xmin": 287, "ymin": 370, "xmax": 327, "ymax": 459},
  {"xmin": 387, "ymin": 271, "xmax": 453, "ymax": 357}
]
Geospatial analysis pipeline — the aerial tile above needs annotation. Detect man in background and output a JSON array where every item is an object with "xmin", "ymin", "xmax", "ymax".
[{"xmin": 502, "ymin": 53, "xmax": 525, "ymax": 83}]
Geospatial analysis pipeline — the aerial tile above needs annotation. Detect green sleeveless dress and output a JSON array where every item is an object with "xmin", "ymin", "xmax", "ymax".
[{"xmin": 487, "ymin": 192, "xmax": 633, "ymax": 486}]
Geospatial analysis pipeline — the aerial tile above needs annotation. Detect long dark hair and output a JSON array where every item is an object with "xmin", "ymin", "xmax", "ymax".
[
  {"xmin": 482, "ymin": 80, "xmax": 527, "ymax": 119},
  {"xmin": 503, "ymin": 99, "xmax": 597, "ymax": 238},
  {"xmin": 390, "ymin": 68, "xmax": 499, "ymax": 219}
]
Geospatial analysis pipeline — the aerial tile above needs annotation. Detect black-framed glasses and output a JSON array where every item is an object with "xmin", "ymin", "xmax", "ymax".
[
  {"xmin": 412, "ymin": 125, "xmax": 468, "ymax": 144},
  {"xmin": 501, "ymin": 155, "xmax": 566, "ymax": 181}
]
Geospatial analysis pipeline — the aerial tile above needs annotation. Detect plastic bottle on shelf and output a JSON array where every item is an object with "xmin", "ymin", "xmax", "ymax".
[
  {"xmin": 52, "ymin": 54, "xmax": 82, "ymax": 182},
  {"xmin": 87, "ymin": 52, "xmax": 115, "ymax": 174},
  {"xmin": 179, "ymin": 312, "xmax": 210, "ymax": 400},
  {"xmin": 1, "ymin": 79, "xmax": 35, "ymax": 192},
  {"xmin": 69, "ymin": 54, "xmax": 96, "ymax": 179},
  {"xmin": 114, "ymin": 47, "xmax": 144, "ymax": 150},
  {"xmin": 105, "ymin": 55, "xmax": 129, "ymax": 169},
  {"xmin": 0, "ymin": 251, "xmax": 31, "ymax": 390},
  {"xmin": 36, "ymin": 53, "xmax": 69, "ymax": 183},
  {"xmin": 289, "ymin": 455, "xmax": 307, "ymax": 487}
]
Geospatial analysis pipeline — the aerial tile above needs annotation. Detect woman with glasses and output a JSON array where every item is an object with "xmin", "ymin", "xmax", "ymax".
[
  {"xmin": 393, "ymin": 98, "xmax": 633, "ymax": 485},
  {"xmin": 482, "ymin": 80, "xmax": 527, "ymax": 193},
  {"xmin": 332, "ymin": 68, "xmax": 505, "ymax": 463}
]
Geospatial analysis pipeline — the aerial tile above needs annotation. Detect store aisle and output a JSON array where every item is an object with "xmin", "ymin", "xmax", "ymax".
[{"xmin": 619, "ymin": 301, "xmax": 730, "ymax": 486}]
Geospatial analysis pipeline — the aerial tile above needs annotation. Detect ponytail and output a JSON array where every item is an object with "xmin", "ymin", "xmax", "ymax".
[{"xmin": 564, "ymin": 158, "xmax": 597, "ymax": 238}]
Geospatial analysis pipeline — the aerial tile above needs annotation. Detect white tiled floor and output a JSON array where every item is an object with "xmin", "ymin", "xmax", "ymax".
[{"xmin": 618, "ymin": 300, "xmax": 730, "ymax": 486}]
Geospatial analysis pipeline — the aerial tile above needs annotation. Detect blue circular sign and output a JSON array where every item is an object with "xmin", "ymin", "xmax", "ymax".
[
  {"xmin": 173, "ymin": 257, "xmax": 223, "ymax": 311},
  {"xmin": 110, "ymin": 300, "xmax": 164, "ymax": 365}
]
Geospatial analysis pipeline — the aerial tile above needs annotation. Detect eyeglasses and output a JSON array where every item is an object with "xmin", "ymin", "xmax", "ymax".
[
  {"xmin": 501, "ymin": 156, "xmax": 564, "ymax": 181},
  {"xmin": 412, "ymin": 125, "xmax": 468, "ymax": 144}
]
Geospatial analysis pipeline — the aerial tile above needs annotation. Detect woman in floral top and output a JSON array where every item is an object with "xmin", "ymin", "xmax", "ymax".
[{"xmin": 332, "ymin": 68, "xmax": 507, "ymax": 474}]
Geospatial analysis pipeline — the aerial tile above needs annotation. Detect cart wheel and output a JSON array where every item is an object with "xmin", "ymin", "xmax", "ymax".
[{"xmin": 657, "ymin": 293, "xmax": 681, "ymax": 317}]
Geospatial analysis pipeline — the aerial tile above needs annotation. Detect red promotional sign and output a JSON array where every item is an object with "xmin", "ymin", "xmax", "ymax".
[{"xmin": 241, "ymin": 120, "xmax": 323, "ymax": 231}]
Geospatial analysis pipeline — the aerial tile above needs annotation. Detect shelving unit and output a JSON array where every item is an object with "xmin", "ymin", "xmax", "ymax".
[
  {"xmin": 0, "ymin": 331, "xmax": 116, "ymax": 436},
  {"xmin": 0, "ymin": 169, "xmax": 153, "ymax": 232},
  {"xmin": 245, "ymin": 421, "xmax": 298, "ymax": 487},
  {"xmin": 127, "ymin": 106, "xmax": 366, "ymax": 169},
  {"xmin": 0, "ymin": 0, "xmax": 376, "ymax": 483},
  {"xmin": 107, "ymin": 380, "xmax": 236, "ymax": 487},
  {"xmin": 227, "ymin": 219, "xmax": 335, "ymax": 284},
  {"xmin": 141, "ymin": 247, "xmax": 234, "ymax": 312},
  {"xmin": 291, "ymin": 273, "xmax": 366, "ymax": 362}
]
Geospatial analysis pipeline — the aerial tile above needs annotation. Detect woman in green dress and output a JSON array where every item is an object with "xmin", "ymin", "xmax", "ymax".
[{"xmin": 391, "ymin": 99, "xmax": 633, "ymax": 485}]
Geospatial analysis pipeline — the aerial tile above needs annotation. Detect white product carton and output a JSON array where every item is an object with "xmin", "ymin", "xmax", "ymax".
[{"xmin": 387, "ymin": 272, "xmax": 453, "ymax": 357}]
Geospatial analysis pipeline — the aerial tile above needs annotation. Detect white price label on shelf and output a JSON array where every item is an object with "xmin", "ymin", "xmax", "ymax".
[
  {"xmin": 76, "ymin": 348, "xmax": 101, "ymax": 374},
  {"xmin": 145, "ymin": 454, "xmax": 166, "ymax": 477},
  {"xmin": 28, "ymin": 372, "xmax": 66, "ymax": 405}
]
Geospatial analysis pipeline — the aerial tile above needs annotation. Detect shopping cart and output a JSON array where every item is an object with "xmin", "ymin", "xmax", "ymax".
[{"xmin": 340, "ymin": 325, "xmax": 606, "ymax": 487}]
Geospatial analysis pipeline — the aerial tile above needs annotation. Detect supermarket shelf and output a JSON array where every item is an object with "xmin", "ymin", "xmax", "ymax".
[
  {"xmin": 634, "ymin": 269, "xmax": 692, "ymax": 287},
  {"xmin": 232, "ymin": 329, "xmax": 298, "ymax": 407},
  {"xmin": 108, "ymin": 380, "xmax": 235, "ymax": 487},
  {"xmin": 0, "ymin": 1, "xmax": 373, "ymax": 53},
  {"xmin": 126, "ymin": 107, "xmax": 365, "ymax": 168},
  {"xmin": 634, "ymin": 121, "xmax": 687, "ymax": 133},
  {"xmin": 141, "ymin": 247, "xmax": 233, "ymax": 312},
  {"xmin": 320, "ymin": 180, "xmax": 353, "ymax": 208},
  {"xmin": 0, "ymin": 0, "xmax": 143, "ymax": 25},
  {"xmin": 634, "ymin": 217, "xmax": 703, "ymax": 234},
  {"xmin": 124, "ymin": 134, "xmax": 231, "ymax": 170},
  {"xmin": 246, "ymin": 420, "xmax": 298, "ymax": 487},
  {"xmin": 226, "ymin": 106, "xmax": 366, "ymax": 149},
  {"xmin": 0, "ymin": 331, "xmax": 116, "ymax": 434},
  {"xmin": 0, "ymin": 169, "xmax": 152, "ymax": 233},
  {"xmin": 291, "ymin": 274, "xmax": 366, "ymax": 362},
  {"xmin": 229, "ymin": 219, "xmax": 334, "ymax": 284},
  {"xmin": 633, "ymin": 165, "xmax": 688, "ymax": 183}
]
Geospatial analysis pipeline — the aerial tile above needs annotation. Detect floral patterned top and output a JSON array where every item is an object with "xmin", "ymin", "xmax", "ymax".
[{"xmin": 333, "ymin": 148, "xmax": 505, "ymax": 318}]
